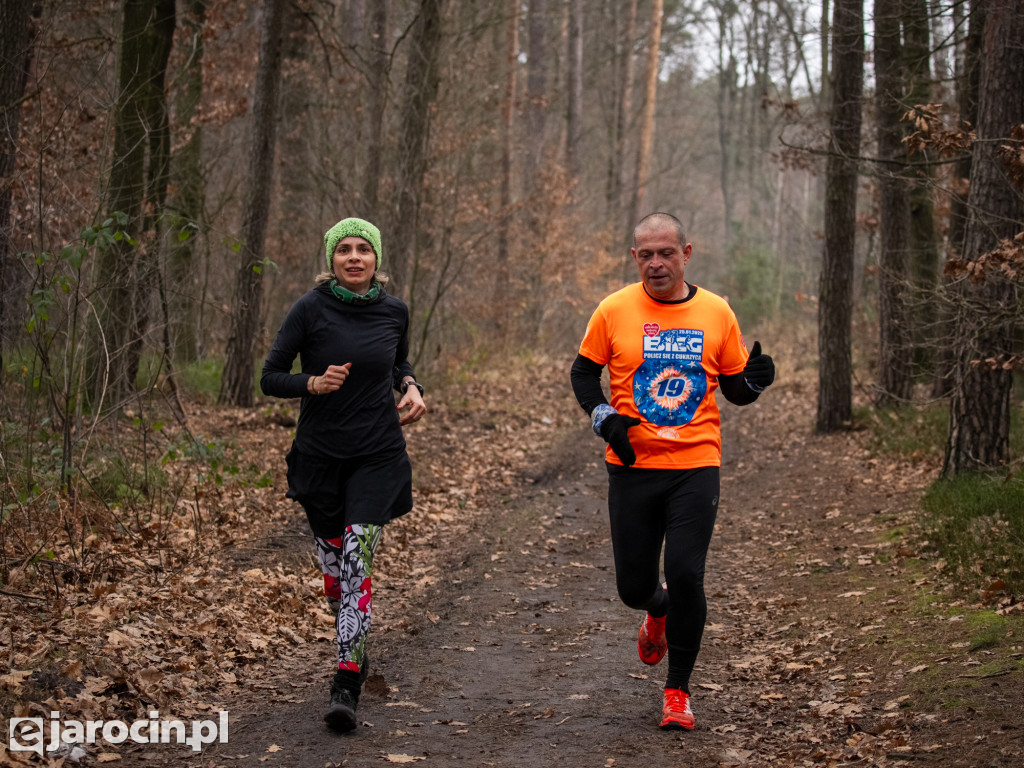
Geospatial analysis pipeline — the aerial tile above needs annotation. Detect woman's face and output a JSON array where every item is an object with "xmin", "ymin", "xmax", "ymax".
[{"xmin": 332, "ymin": 236, "xmax": 376, "ymax": 294}]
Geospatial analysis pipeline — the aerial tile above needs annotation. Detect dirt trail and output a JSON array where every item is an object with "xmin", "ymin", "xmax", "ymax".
[{"xmin": 119, "ymin": 387, "xmax": 1021, "ymax": 768}]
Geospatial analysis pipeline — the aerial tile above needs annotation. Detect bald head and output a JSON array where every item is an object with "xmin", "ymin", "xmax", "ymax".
[{"xmin": 633, "ymin": 212, "xmax": 686, "ymax": 250}]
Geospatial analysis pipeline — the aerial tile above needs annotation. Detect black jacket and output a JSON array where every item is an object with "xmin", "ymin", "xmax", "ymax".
[{"xmin": 261, "ymin": 283, "xmax": 415, "ymax": 460}]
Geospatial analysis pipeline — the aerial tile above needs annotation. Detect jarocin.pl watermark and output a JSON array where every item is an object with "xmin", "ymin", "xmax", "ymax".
[{"xmin": 9, "ymin": 710, "xmax": 229, "ymax": 755}]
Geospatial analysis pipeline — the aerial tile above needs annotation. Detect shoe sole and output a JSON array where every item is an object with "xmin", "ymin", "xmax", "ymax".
[
  {"xmin": 659, "ymin": 718, "xmax": 695, "ymax": 731},
  {"xmin": 639, "ymin": 647, "xmax": 667, "ymax": 665},
  {"xmin": 324, "ymin": 703, "xmax": 357, "ymax": 733}
]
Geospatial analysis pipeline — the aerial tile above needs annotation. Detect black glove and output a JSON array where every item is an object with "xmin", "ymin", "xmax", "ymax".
[
  {"xmin": 599, "ymin": 414, "xmax": 642, "ymax": 466},
  {"xmin": 743, "ymin": 340, "xmax": 775, "ymax": 392}
]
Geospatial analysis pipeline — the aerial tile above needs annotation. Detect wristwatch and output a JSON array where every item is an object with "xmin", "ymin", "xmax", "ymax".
[{"xmin": 400, "ymin": 379, "xmax": 424, "ymax": 396}]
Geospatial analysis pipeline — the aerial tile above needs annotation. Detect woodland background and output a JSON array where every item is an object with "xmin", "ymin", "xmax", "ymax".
[{"xmin": 0, "ymin": 0, "xmax": 1022, "ymax": 629}]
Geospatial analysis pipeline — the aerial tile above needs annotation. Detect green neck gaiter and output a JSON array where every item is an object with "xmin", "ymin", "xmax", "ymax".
[{"xmin": 330, "ymin": 279, "xmax": 382, "ymax": 305}]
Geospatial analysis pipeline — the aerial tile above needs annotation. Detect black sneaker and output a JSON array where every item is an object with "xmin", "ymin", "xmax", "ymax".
[{"xmin": 324, "ymin": 673, "xmax": 360, "ymax": 732}]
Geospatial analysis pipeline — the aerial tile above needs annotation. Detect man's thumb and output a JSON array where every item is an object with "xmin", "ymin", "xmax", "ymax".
[
  {"xmin": 626, "ymin": 416, "xmax": 641, "ymax": 427},
  {"xmin": 749, "ymin": 341, "xmax": 761, "ymax": 359}
]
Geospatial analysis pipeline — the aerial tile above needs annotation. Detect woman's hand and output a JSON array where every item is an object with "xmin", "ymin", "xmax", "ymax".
[
  {"xmin": 310, "ymin": 362, "xmax": 351, "ymax": 395},
  {"xmin": 397, "ymin": 385, "xmax": 427, "ymax": 425}
]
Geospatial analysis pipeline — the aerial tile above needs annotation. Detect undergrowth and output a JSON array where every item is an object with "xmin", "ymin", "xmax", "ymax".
[
  {"xmin": 858, "ymin": 397, "xmax": 1024, "ymax": 601},
  {"xmin": 922, "ymin": 474, "xmax": 1024, "ymax": 599}
]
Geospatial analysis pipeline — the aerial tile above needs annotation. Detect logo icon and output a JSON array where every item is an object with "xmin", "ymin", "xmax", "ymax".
[
  {"xmin": 643, "ymin": 323, "xmax": 660, "ymax": 337},
  {"xmin": 9, "ymin": 717, "xmax": 45, "ymax": 756}
]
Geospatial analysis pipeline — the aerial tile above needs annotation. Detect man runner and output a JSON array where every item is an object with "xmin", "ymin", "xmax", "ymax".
[{"xmin": 570, "ymin": 212, "xmax": 775, "ymax": 730}]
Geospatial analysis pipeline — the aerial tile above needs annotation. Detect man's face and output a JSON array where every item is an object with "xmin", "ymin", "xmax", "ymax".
[{"xmin": 632, "ymin": 223, "xmax": 692, "ymax": 301}]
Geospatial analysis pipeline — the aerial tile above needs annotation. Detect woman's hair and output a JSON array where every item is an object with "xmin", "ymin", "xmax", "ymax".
[{"xmin": 315, "ymin": 270, "xmax": 390, "ymax": 286}]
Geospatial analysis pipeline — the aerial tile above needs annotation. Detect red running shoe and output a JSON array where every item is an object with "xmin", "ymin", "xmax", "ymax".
[
  {"xmin": 659, "ymin": 688, "xmax": 695, "ymax": 730},
  {"xmin": 638, "ymin": 611, "xmax": 667, "ymax": 665}
]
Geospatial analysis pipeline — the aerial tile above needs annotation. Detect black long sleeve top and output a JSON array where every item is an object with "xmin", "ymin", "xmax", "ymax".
[{"xmin": 261, "ymin": 283, "xmax": 415, "ymax": 460}]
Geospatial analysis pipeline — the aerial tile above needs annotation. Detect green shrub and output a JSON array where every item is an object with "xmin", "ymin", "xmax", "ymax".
[
  {"xmin": 855, "ymin": 403, "xmax": 949, "ymax": 459},
  {"xmin": 91, "ymin": 457, "xmax": 167, "ymax": 505},
  {"xmin": 922, "ymin": 473, "xmax": 1024, "ymax": 598},
  {"xmin": 179, "ymin": 358, "xmax": 224, "ymax": 401}
]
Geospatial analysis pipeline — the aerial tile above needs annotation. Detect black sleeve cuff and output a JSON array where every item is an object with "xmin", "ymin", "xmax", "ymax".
[{"xmin": 719, "ymin": 371, "xmax": 759, "ymax": 405}]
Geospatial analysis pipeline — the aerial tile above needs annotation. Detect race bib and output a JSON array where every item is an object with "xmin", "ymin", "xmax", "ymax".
[{"xmin": 633, "ymin": 329, "xmax": 707, "ymax": 426}]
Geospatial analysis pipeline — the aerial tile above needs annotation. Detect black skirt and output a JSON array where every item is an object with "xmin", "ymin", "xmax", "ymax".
[{"xmin": 284, "ymin": 443, "xmax": 413, "ymax": 538}]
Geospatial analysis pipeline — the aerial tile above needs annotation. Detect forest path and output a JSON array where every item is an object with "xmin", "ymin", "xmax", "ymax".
[{"xmin": 123, "ymin": 382, "xmax": 1020, "ymax": 768}]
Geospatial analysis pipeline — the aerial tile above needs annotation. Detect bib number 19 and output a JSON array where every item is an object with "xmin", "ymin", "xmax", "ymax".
[{"xmin": 655, "ymin": 378, "xmax": 687, "ymax": 398}]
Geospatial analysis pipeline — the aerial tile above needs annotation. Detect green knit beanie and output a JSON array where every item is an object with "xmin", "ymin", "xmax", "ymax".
[{"xmin": 324, "ymin": 217, "xmax": 382, "ymax": 270}]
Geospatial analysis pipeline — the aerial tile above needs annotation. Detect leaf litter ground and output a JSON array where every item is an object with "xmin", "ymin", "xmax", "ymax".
[{"xmin": 2, "ymin": 357, "xmax": 1022, "ymax": 767}]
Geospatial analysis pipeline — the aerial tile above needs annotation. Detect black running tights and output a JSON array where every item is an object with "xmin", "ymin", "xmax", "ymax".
[{"xmin": 606, "ymin": 464, "xmax": 720, "ymax": 692}]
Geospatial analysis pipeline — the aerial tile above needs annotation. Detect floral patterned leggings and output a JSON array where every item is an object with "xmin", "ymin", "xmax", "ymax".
[{"xmin": 314, "ymin": 524, "xmax": 383, "ymax": 673}]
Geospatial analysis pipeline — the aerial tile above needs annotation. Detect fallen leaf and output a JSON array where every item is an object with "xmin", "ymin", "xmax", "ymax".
[
  {"xmin": 698, "ymin": 683, "xmax": 724, "ymax": 691},
  {"xmin": 724, "ymin": 749, "xmax": 753, "ymax": 761},
  {"xmin": 105, "ymin": 630, "xmax": 133, "ymax": 647},
  {"xmin": 97, "ymin": 754, "xmax": 121, "ymax": 763},
  {"xmin": 384, "ymin": 754, "xmax": 426, "ymax": 763},
  {"xmin": 0, "ymin": 670, "xmax": 31, "ymax": 688},
  {"xmin": 138, "ymin": 666, "xmax": 163, "ymax": 685},
  {"xmin": 267, "ymin": 744, "xmax": 282, "ymax": 753}
]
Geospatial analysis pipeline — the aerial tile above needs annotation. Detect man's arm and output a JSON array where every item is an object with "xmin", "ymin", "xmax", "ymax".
[
  {"xmin": 718, "ymin": 372, "xmax": 759, "ymax": 405},
  {"xmin": 570, "ymin": 353, "xmax": 640, "ymax": 466},
  {"xmin": 570, "ymin": 353, "xmax": 608, "ymax": 414},
  {"xmin": 720, "ymin": 340, "xmax": 775, "ymax": 405}
]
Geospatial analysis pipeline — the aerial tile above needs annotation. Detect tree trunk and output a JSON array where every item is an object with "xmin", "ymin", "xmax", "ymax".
[
  {"xmin": 935, "ymin": 0, "xmax": 985, "ymax": 397},
  {"xmin": 629, "ymin": 0, "xmax": 663, "ymax": 239},
  {"xmin": 220, "ymin": 0, "xmax": 286, "ymax": 407},
  {"xmin": 902, "ymin": 0, "xmax": 939, "ymax": 371},
  {"xmin": 524, "ymin": 0, "xmax": 548, "ymax": 194},
  {"xmin": 943, "ymin": 0, "xmax": 1023, "ymax": 475},
  {"xmin": 343, "ymin": 0, "xmax": 365, "ymax": 49},
  {"xmin": 494, "ymin": 0, "xmax": 518, "ymax": 331},
  {"xmin": 608, "ymin": 0, "xmax": 636, "ymax": 219},
  {"xmin": 166, "ymin": 0, "xmax": 208, "ymax": 364},
  {"xmin": 947, "ymin": 0, "xmax": 984, "ymax": 260},
  {"xmin": 820, "ymin": 0, "xmax": 831, "ymax": 110},
  {"xmin": 713, "ymin": 3, "xmax": 739, "ymax": 262},
  {"xmin": 566, "ymin": 0, "xmax": 583, "ymax": 190},
  {"xmin": 127, "ymin": 0, "xmax": 175, "ymax": 387},
  {"xmin": 873, "ymin": 0, "xmax": 914, "ymax": 406},
  {"xmin": 390, "ymin": 0, "xmax": 442, "ymax": 297},
  {"xmin": 0, "ymin": 0, "xmax": 37, "ymax": 392},
  {"xmin": 816, "ymin": 0, "xmax": 863, "ymax": 433},
  {"xmin": 362, "ymin": 0, "xmax": 388, "ymax": 223},
  {"xmin": 276, "ymin": 2, "xmax": 316, "ymax": 246},
  {"xmin": 87, "ymin": 0, "xmax": 176, "ymax": 407}
]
